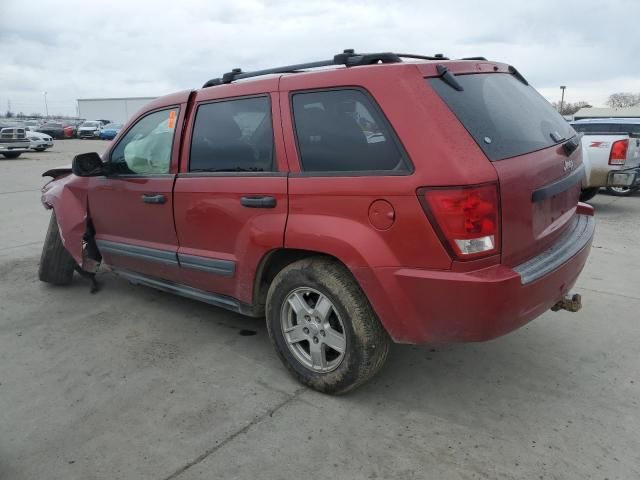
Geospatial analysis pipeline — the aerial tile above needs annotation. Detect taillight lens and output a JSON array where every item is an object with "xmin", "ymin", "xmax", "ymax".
[
  {"xmin": 420, "ymin": 184, "xmax": 500, "ymax": 259},
  {"xmin": 609, "ymin": 139, "xmax": 628, "ymax": 165}
]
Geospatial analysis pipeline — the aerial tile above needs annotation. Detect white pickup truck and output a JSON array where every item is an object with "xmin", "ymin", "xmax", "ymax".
[
  {"xmin": 0, "ymin": 126, "xmax": 31, "ymax": 159},
  {"xmin": 571, "ymin": 118, "xmax": 640, "ymax": 200}
]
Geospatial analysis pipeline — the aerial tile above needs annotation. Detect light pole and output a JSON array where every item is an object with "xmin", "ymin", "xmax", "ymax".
[
  {"xmin": 559, "ymin": 85, "xmax": 566, "ymax": 115},
  {"xmin": 43, "ymin": 91, "xmax": 49, "ymax": 118}
]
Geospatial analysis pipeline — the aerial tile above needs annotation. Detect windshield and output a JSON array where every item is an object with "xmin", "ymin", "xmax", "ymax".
[
  {"xmin": 42, "ymin": 123, "xmax": 62, "ymax": 128},
  {"xmin": 105, "ymin": 124, "xmax": 122, "ymax": 129},
  {"xmin": 81, "ymin": 121, "xmax": 100, "ymax": 127},
  {"xmin": 427, "ymin": 73, "xmax": 575, "ymax": 161}
]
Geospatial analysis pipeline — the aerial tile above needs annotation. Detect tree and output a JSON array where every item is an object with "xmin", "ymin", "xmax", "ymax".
[
  {"xmin": 606, "ymin": 92, "xmax": 640, "ymax": 108},
  {"xmin": 5, "ymin": 111, "xmax": 14, "ymax": 118},
  {"xmin": 552, "ymin": 100, "xmax": 592, "ymax": 116}
]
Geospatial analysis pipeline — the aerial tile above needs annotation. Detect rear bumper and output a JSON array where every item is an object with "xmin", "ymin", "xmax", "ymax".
[
  {"xmin": 607, "ymin": 166, "xmax": 640, "ymax": 187},
  {"xmin": 357, "ymin": 213, "xmax": 595, "ymax": 344}
]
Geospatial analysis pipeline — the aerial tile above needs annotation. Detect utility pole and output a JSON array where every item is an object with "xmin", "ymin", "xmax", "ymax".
[
  {"xmin": 43, "ymin": 91, "xmax": 49, "ymax": 118},
  {"xmin": 559, "ymin": 85, "xmax": 566, "ymax": 115}
]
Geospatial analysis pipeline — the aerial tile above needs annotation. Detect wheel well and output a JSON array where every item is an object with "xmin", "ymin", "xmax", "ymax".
[{"xmin": 252, "ymin": 249, "xmax": 345, "ymax": 315}]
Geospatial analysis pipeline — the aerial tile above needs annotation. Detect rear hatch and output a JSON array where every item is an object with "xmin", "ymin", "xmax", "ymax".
[{"xmin": 428, "ymin": 71, "xmax": 581, "ymax": 266}]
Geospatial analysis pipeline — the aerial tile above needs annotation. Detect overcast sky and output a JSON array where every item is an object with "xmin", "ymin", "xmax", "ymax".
[{"xmin": 1, "ymin": 0, "xmax": 638, "ymax": 116}]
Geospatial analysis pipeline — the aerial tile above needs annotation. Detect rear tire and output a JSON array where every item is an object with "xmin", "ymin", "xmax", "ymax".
[
  {"xmin": 266, "ymin": 257, "xmax": 390, "ymax": 394},
  {"xmin": 606, "ymin": 186, "xmax": 637, "ymax": 196},
  {"xmin": 579, "ymin": 187, "xmax": 599, "ymax": 202},
  {"xmin": 1, "ymin": 152, "xmax": 21, "ymax": 159},
  {"xmin": 39, "ymin": 211, "xmax": 75, "ymax": 285}
]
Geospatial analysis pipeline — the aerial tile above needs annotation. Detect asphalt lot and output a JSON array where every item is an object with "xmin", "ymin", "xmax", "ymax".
[{"xmin": 1, "ymin": 139, "xmax": 639, "ymax": 479}]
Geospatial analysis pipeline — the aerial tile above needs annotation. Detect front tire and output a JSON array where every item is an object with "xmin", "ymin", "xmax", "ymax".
[
  {"xmin": 2, "ymin": 152, "xmax": 21, "ymax": 159},
  {"xmin": 266, "ymin": 257, "xmax": 390, "ymax": 394},
  {"xmin": 39, "ymin": 211, "xmax": 75, "ymax": 285}
]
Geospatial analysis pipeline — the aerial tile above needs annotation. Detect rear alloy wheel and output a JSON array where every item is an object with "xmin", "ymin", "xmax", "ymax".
[
  {"xmin": 606, "ymin": 186, "xmax": 637, "ymax": 196},
  {"xmin": 38, "ymin": 211, "xmax": 75, "ymax": 285},
  {"xmin": 266, "ymin": 257, "xmax": 390, "ymax": 394}
]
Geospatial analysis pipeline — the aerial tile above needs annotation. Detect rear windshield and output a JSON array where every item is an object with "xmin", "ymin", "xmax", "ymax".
[
  {"xmin": 427, "ymin": 73, "xmax": 575, "ymax": 161},
  {"xmin": 571, "ymin": 123, "xmax": 640, "ymax": 135}
]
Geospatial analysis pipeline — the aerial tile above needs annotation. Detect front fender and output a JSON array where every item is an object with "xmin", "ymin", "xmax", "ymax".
[{"xmin": 41, "ymin": 173, "xmax": 91, "ymax": 265}]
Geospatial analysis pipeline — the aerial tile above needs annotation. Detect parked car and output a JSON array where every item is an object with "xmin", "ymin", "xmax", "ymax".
[
  {"xmin": 63, "ymin": 123, "xmax": 77, "ymax": 139},
  {"xmin": 27, "ymin": 131, "xmax": 54, "ymax": 151},
  {"xmin": 37, "ymin": 122, "xmax": 66, "ymax": 139},
  {"xmin": 0, "ymin": 126, "xmax": 30, "ymax": 158},
  {"xmin": 77, "ymin": 121, "xmax": 102, "ymax": 139},
  {"xmin": 99, "ymin": 123, "xmax": 123, "ymax": 140},
  {"xmin": 571, "ymin": 118, "xmax": 640, "ymax": 199},
  {"xmin": 39, "ymin": 50, "xmax": 594, "ymax": 394}
]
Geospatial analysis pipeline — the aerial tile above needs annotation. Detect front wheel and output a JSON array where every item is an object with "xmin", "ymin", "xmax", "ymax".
[
  {"xmin": 606, "ymin": 186, "xmax": 638, "ymax": 196},
  {"xmin": 1, "ymin": 152, "xmax": 21, "ymax": 159},
  {"xmin": 39, "ymin": 211, "xmax": 75, "ymax": 285},
  {"xmin": 266, "ymin": 257, "xmax": 390, "ymax": 394}
]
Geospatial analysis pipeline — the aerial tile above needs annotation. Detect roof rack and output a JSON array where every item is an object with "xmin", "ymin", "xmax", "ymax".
[{"xmin": 202, "ymin": 49, "xmax": 453, "ymax": 88}]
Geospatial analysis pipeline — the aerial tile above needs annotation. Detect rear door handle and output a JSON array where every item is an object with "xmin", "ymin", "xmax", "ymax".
[
  {"xmin": 240, "ymin": 196, "xmax": 276, "ymax": 208},
  {"xmin": 141, "ymin": 194, "xmax": 166, "ymax": 204}
]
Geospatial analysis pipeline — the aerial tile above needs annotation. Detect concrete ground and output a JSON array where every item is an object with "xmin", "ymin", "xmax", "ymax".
[{"xmin": 0, "ymin": 140, "xmax": 638, "ymax": 480}]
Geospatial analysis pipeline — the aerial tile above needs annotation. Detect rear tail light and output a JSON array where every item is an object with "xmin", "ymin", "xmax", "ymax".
[
  {"xmin": 609, "ymin": 139, "xmax": 628, "ymax": 165},
  {"xmin": 419, "ymin": 183, "xmax": 500, "ymax": 259}
]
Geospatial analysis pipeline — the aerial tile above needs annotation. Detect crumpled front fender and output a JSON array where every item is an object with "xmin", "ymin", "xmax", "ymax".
[{"xmin": 41, "ymin": 173, "xmax": 91, "ymax": 266}]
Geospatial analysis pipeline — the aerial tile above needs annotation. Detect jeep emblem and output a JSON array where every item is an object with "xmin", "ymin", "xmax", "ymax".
[{"xmin": 563, "ymin": 158, "xmax": 574, "ymax": 172}]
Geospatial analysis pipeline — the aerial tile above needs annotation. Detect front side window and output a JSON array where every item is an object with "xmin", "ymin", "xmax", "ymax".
[
  {"xmin": 190, "ymin": 96, "xmax": 273, "ymax": 172},
  {"xmin": 110, "ymin": 108, "xmax": 178, "ymax": 175},
  {"xmin": 291, "ymin": 89, "xmax": 408, "ymax": 172}
]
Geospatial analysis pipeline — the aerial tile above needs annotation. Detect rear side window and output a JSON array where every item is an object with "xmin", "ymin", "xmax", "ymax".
[
  {"xmin": 428, "ymin": 73, "xmax": 576, "ymax": 161},
  {"xmin": 292, "ymin": 89, "xmax": 409, "ymax": 172},
  {"xmin": 190, "ymin": 96, "xmax": 273, "ymax": 172},
  {"xmin": 572, "ymin": 123, "xmax": 640, "ymax": 135}
]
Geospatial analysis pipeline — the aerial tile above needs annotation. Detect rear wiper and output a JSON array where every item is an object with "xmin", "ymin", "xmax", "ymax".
[
  {"xmin": 436, "ymin": 64, "xmax": 464, "ymax": 92},
  {"xmin": 191, "ymin": 167, "xmax": 265, "ymax": 172}
]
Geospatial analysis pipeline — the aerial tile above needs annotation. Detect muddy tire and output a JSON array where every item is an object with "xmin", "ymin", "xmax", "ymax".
[
  {"xmin": 39, "ymin": 211, "xmax": 75, "ymax": 285},
  {"xmin": 266, "ymin": 257, "xmax": 390, "ymax": 394},
  {"xmin": 579, "ymin": 187, "xmax": 599, "ymax": 202}
]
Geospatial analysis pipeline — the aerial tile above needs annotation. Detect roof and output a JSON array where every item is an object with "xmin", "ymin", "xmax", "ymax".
[{"xmin": 573, "ymin": 107, "xmax": 640, "ymax": 120}]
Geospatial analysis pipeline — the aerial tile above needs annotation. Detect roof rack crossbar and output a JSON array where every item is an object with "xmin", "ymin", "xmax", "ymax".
[{"xmin": 396, "ymin": 53, "xmax": 449, "ymax": 60}]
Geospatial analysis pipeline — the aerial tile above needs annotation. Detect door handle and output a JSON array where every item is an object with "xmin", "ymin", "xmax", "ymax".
[
  {"xmin": 240, "ymin": 196, "xmax": 277, "ymax": 208},
  {"xmin": 141, "ymin": 194, "xmax": 166, "ymax": 204}
]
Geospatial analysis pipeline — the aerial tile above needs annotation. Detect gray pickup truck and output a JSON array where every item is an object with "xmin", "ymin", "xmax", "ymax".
[
  {"xmin": 571, "ymin": 118, "xmax": 640, "ymax": 199},
  {"xmin": 0, "ymin": 125, "xmax": 31, "ymax": 159}
]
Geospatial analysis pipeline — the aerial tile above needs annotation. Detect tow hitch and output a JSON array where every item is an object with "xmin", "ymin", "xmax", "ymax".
[{"xmin": 552, "ymin": 293, "xmax": 582, "ymax": 313}]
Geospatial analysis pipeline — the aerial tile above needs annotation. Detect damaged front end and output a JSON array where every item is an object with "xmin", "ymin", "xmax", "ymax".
[{"xmin": 41, "ymin": 168, "xmax": 101, "ymax": 273}]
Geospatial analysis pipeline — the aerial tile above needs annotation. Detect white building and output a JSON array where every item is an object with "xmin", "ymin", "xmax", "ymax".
[{"xmin": 77, "ymin": 97, "xmax": 157, "ymax": 124}]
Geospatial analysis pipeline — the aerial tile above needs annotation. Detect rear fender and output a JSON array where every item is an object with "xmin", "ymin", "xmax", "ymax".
[{"xmin": 40, "ymin": 173, "xmax": 91, "ymax": 267}]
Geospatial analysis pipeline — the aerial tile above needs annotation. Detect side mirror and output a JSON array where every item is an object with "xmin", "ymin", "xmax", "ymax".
[{"xmin": 72, "ymin": 152, "xmax": 104, "ymax": 177}]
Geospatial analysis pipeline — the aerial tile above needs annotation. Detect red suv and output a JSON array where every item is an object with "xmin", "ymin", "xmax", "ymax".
[{"xmin": 39, "ymin": 50, "xmax": 594, "ymax": 394}]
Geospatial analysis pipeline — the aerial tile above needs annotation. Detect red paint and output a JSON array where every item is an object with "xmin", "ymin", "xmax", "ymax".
[{"xmin": 42, "ymin": 58, "xmax": 594, "ymax": 344}]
